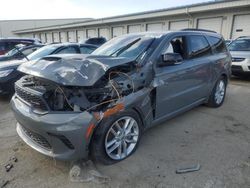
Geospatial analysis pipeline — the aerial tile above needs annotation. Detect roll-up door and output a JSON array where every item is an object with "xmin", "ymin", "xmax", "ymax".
[
  {"xmin": 68, "ymin": 31, "xmax": 76, "ymax": 42},
  {"xmin": 99, "ymin": 28, "xmax": 110, "ymax": 39},
  {"xmin": 146, "ymin": 23, "xmax": 163, "ymax": 31},
  {"xmin": 232, "ymin": 14, "xmax": 250, "ymax": 39},
  {"xmin": 112, "ymin": 27, "xmax": 124, "ymax": 38},
  {"xmin": 128, "ymin": 25, "xmax": 141, "ymax": 33},
  {"xmin": 197, "ymin": 17, "xmax": 223, "ymax": 33},
  {"xmin": 169, "ymin": 20, "xmax": 189, "ymax": 30}
]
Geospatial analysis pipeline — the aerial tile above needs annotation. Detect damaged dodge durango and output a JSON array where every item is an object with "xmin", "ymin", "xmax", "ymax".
[{"xmin": 11, "ymin": 30, "xmax": 231, "ymax": 164}]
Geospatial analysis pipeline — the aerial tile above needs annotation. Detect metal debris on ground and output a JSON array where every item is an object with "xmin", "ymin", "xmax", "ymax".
[
  {"xmin": 0, "ymin": 180, "xmax": 9, "ymax": 188},
  {"xmin": 10, "ymin": 156, "xmax": 18, "ymax": 163},
  {"xmin": 69, "ymin": 160, "xmax": 110, "ymax": 184},
  {"xmin": 4, "ymin": 163, "xmax": 13, "ymax": 172},
  {"xmin": 176, "ymin": 164, "xmax": 201, "ymax": 174}
]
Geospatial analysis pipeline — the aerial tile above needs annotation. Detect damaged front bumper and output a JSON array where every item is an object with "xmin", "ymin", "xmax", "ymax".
[{"xmin": 11, "ymin": 95, "xmax": 97, "ymax": 161}]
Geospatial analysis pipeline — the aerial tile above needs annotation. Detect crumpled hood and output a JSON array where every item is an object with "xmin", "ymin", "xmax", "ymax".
[
  {"xmin": 18, "ymin": 54, "xmax": 135, "ymax": 86},
  {"xmin": 0, "ymin": 59, "xmax": 27, "ymax": 70}
]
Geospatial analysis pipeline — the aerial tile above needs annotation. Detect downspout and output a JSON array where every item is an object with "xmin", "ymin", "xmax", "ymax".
[{"xmin": 185, "ymin": 7, "xmax": 194, "ymax": 28}]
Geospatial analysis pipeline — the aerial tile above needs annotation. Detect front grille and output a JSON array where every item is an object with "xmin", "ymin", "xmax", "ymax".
[
  {"xmin": 232, "ymin": 57, "xmax": 245, "ymax": 62},
  {"xmin": 15, "ymin": 85, "xmax": 48, "ymax": 111},
  {"xmin": 232, "ymin": 65, "xmax": 243, "ymax": 72},
  {"xmin": 21, "ymin": 125, "xmax": 52, "ymax": 150}
]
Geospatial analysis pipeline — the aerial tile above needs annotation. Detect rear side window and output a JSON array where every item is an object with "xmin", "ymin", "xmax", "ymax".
[
  {"xmin": 57, "ymin": 46, "xmax": 78, "ymax": 54},
  {"xmin": 0, "ymin": 42, "xmax": 6, "ymax": 51},
  {"xmin": 22, "ymin": 47, "xmax": 40, "ymax": 56},
  {"xmin": 187, "ymin": 35, "xmax": 212, "ymax": 59},
  {"xmin": 207, "ymin": 36, "xmax": 227, "ymax": 53},
  {"xmin": 80, "ymin": 46, "xmax": 96, "ymax": 54}
]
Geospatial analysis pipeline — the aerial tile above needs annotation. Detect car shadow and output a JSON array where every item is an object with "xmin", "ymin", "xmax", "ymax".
[
  {"xmin": 0, "ymin": 94, "xmax": 13, "ymax": 102},
  {"xmin": 230, "ymin": 75, "xmax": 250, "ymax": 82}
]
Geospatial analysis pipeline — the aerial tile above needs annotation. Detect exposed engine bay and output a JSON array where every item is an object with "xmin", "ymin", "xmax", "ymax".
[{"xmin": 15, "ymin": 60, "xmax": 149, "ymax": 115}]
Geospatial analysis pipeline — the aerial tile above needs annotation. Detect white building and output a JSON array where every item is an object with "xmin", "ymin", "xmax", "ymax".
[
  {"xmin": 12, "ymin": 0, "xmax": 250, "ymax": 42},
  {"xmin": 0, "ymin": 18, "xmax": 92, "ymax": 38}
]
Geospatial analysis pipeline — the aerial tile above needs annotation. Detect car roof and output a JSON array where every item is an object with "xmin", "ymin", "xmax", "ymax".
[
  {"xmin": 79, "ymin": 43, "xmax": 98, "ymax": 48},
  {"xmin": 46, "ymin": 42, "xmax": 80, "ymax": 48},
  {"xmin": 0, "ymin": 38, "xmax": 39, "ymax": 42},
  {"xmin": 121, "ymin": 30, "xmax": 222, "ymax": 39},
  {"xmin": 236, "ymin": 36, "xmax": 250, "ymax": 40},
  {"xmin": 19, "ymin": 44, "xmax": 45, "ymax": 50}
]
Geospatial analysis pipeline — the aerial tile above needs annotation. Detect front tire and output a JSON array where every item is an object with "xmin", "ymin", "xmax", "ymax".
[
  {"xmin": 207, "ymin": 76, "xmax": 227, "ymax": 108},
  {"xmin": 90, "ymin": 110, "xmax": 142, "ymax": 165}
]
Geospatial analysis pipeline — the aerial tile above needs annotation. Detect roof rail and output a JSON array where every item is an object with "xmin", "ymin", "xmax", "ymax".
[
  {"xmin": 181, "ymin": 28, "xmax": 217, "ymax": 33},
  {"xmin": 236, "ymin": 36, "xmax": 250, "ymax": 39}
]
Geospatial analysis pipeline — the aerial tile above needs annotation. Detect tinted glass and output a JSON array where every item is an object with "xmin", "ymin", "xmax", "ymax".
[
  {"xmin": 57, "ymin": 46, "xmax": 78, "ymax": 54},
  {"xmin": 0, "ymin": 42, "xmax": 5, "ymax": 51},
  {"xmin": 80, "ymin": 46, "xmax": 96, "ymax": 54},
  {"xmin": 22, "ymin": 47, "xmax": 39, "ymax": 56},
  {"xmin": 188, "ymin": 35, "xmax": 212, "ymax": 59},
  {"xmin": 207, "ymin": 36, "xmax": 227, "ymax": 53},
  {"xmin": 228, "ymin": 39, "xmax": 250, "ymax": 51}
]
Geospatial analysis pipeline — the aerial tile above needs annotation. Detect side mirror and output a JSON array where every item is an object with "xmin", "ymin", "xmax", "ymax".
[{"xmin": 160, "ymin": 53, "xmax": 183, "ymax": 66}]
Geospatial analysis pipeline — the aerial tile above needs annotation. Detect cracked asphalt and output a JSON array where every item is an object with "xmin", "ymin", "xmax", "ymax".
[{"xmin": 0, "ymin": 78, "xmax": 250, "ymax": 188}]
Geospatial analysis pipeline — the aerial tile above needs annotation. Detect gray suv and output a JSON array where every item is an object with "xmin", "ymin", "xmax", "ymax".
[{"xmin": 11, "ymin": 30, "xmax": 231, "ymax": 164}]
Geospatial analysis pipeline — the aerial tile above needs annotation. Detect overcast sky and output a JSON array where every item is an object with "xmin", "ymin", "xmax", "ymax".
[{"xmin": 0, "ymin": 0, "xmax": 212, "ymax": 20}]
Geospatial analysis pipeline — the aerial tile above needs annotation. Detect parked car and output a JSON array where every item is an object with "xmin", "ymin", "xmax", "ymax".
[
  {"xmin": 0, "ymin": 38, "xmax": 42, "ymax": 55},
  {"xmin": 229, "ymin": 36, "xmax": 250, "ymax": 76},
  {"xmin": 0, "ymin": 44, "xmax": 44, "ymax": 62},
  {"xmin": 225, "ymin": 39, "xmax": 233, "ymax": 46},
  {"xmin": 0, "ymin": 43, "xmax": 97, "ymax": 95},
  {"xmin": 11, "ymin": 30, "xmax": 231, "ymax": 164},
  {"xmin": 82, "ymin": 37, "xmax": 107, "ymax": 46}
]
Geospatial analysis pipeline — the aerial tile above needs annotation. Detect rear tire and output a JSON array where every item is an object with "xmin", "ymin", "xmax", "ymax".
[
  {"xmin": 207, "ymin": 76, "xmax": 227, "ymax": 108},
  {"xmin": 90, "ymin": 110, "xmax": 142, "ymax": 165}
]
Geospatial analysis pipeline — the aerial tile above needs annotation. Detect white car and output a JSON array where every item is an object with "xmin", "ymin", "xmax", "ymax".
[{"xmin": 229, "ymin": 36, "xmax": 250, "ymax": 76}]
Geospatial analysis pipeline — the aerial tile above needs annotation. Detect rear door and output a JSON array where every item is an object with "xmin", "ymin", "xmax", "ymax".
[{"xmin": 154, "ymin": 34, "xmax": 212, "ymax": 119}]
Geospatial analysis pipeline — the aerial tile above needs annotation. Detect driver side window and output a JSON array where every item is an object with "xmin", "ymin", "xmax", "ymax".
[{"xmin": 164, "ymin": 36, "xmax": 188, "ymax": 60}]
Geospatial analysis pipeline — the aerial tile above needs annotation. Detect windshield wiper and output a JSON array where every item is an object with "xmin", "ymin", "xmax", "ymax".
[
  {"xmin": 109, "ymin": 38, "xmax": 141, "ymax": 57},
  {"xmin": 14, "ymin": 47, "xmax": 29, "ymax": 61}
]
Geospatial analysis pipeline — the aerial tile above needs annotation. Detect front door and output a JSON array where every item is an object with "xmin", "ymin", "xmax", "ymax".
[{"xmin": 154, "ymin": 34, "xmax": 212, "ymax": 119}]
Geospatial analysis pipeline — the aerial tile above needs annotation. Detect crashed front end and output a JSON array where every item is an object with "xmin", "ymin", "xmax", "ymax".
[{"xmin": 11, "ymin": 55, "xmax": 154, "ymax": 160}]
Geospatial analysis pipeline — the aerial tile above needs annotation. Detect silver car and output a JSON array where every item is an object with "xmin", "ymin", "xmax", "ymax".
[
  {"xmin": 229, "ymin": 36, "xmax": 250, "ymax": 76},
  {"xmin": 11, "ymin": 30, "xmax": 231, "ymax": 164}
]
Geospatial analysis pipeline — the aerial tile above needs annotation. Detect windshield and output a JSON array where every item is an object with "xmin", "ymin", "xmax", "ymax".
[
  {"xmin": 228, "ymin": 39, "xmax": 250, "ymax": 51},
  {"xmin": 92, "ymin": 35, "xmax": 154, "ymax": 59},
  {"xmin": 6, "ymin": 48, "xmax": 19, "ymax": 56},
  {"xmin": 27, "ymin": 45, "xmax": 57, "ymax": 60}
]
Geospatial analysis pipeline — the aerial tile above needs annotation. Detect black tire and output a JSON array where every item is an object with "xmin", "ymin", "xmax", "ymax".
[
  {"xmin": 90, "ymin": 109, "xmax": 142, "ymax": 165},
  {"xmin": 207, "ymin": 76, "xmax": 227, "ymax": 108}
]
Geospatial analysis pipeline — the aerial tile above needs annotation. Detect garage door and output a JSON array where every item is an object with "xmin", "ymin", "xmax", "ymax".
[
  {"xmin": 40, "ymin": 33, "xmax": 46, "ymax": 43},
  {"xmin": 34, "ymin": 33, "xmax": 40, "ymax": 40},
  {"xmin": 128, "ymin": 25, "xmax": 141, "ymax": 33},
  {"xmin": 87, "ymin": 29, "xmax": 97, "ymax": 38},
  {"xmin": 77, "ymin": 30, "xmax": 86, "ymax": 42},
  {"xmin": 60, "ymin": 32, "xmax": 68, "ymax": 42},
  {"xmin": 146, "ymin": 23, "xmax": 164, "ymax": 31},
  {"xmin": 53, "ymin": 32, "xmax": 60, "ymax": 43},
  {"xmin": 169, "ymin": 20, "xmax": 189, "ymax": 31},
  {"xmin": 46, "ymin": 33, "xmax": 53, "ymax": 43},
  {"xmin": 68, "ymin": 31, "xmax": 76, "ymax": 42},
  {"xmin": 232, "ymin": 14, "xmax": 250, "ymax": 39},
  {"xmin": 112, "ymin": 27, "xmax": 124, "ymax": 38},
  {"xmin": 99, "ymin": 28, "xmax": 110, "ymax": 39},
  {"xmin": 197, "ymin": 17, "xmax": 223, "ymax": 34}
]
